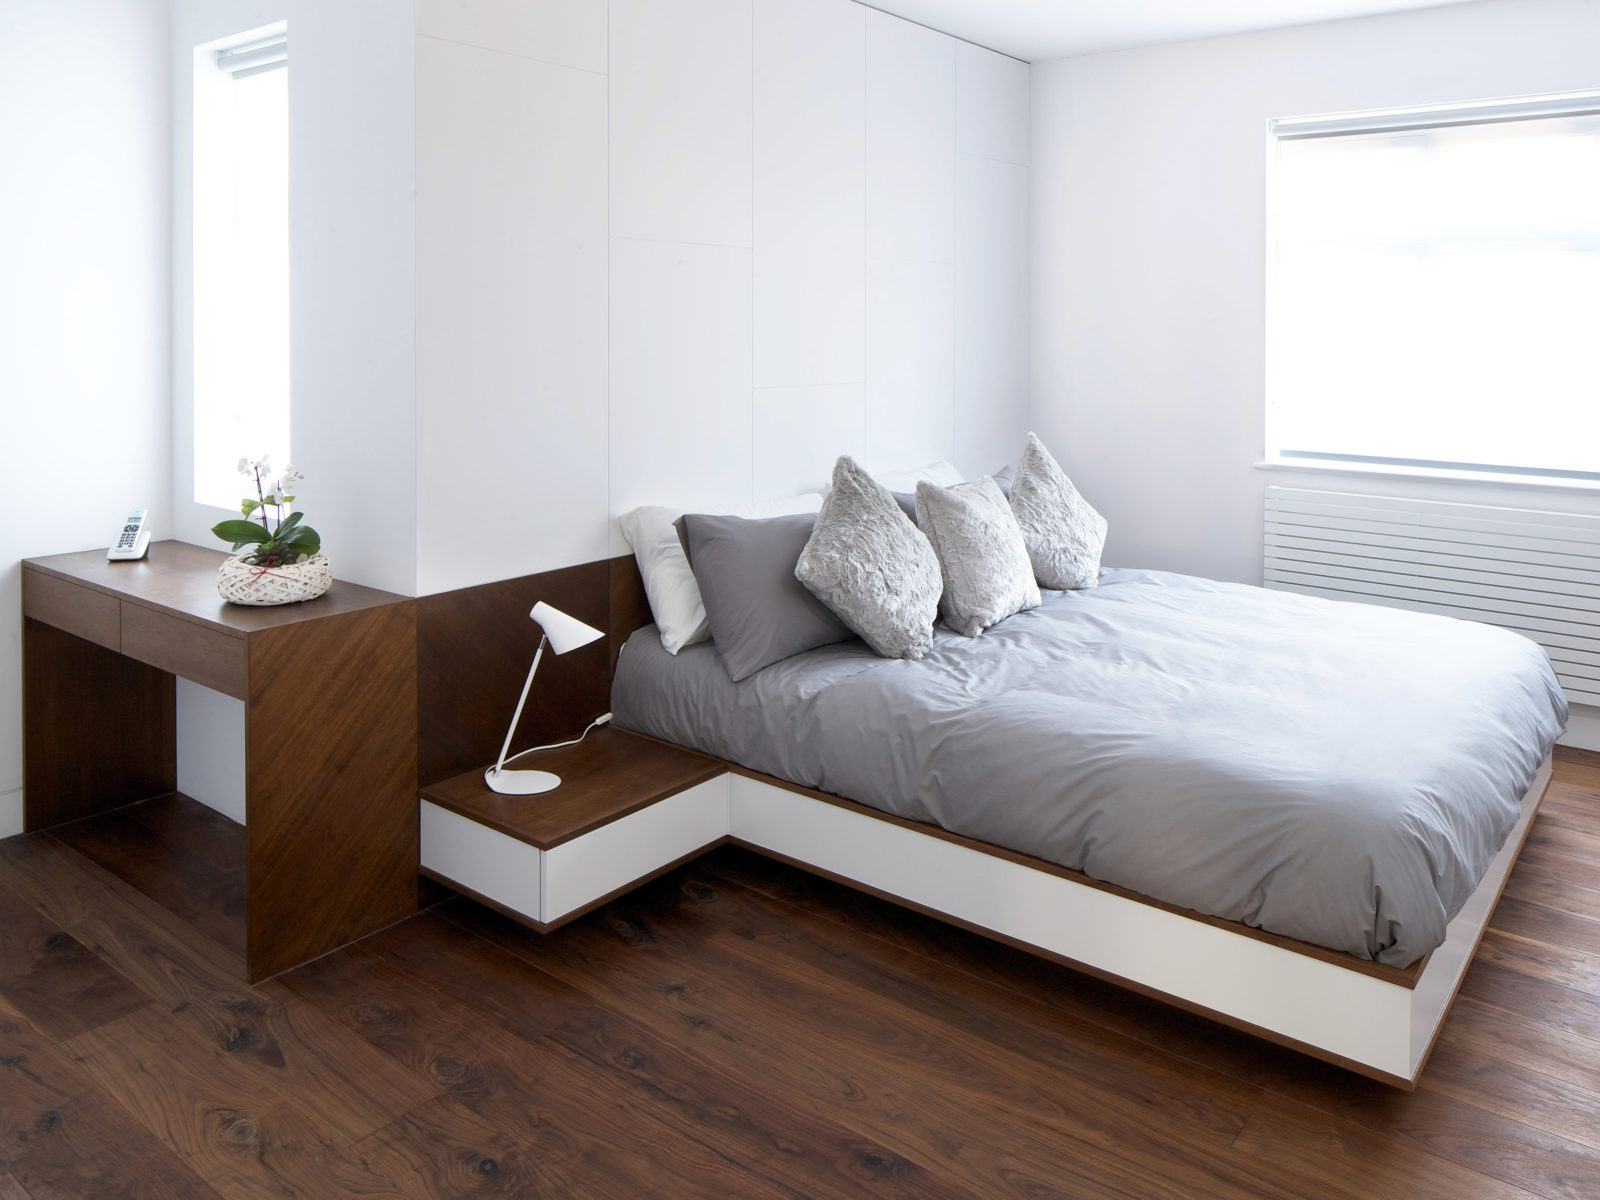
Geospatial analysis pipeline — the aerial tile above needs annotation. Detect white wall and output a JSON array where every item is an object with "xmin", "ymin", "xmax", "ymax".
[
  {"xmin": 414, "ymin": 0, "xmax": 1032, "ymax": 595},
  {"xmin": 0, "ymin": 0, "xmax": 172, "ymax": 836},
  {"xmin": 1031, "ymin": 0, "xmax": 1600, "ymax": 588},
  {"xmin": 170, "ymin": 0, "xmax": 417, "ymax": 597}
]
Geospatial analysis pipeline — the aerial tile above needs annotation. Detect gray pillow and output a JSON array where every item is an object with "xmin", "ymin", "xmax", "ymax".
[
  {"xmin": 681, "ymin": 512, "xmax": 854, "ymax": 681},
  {"xmin": 991, "ymin": 464, "xmax": 1015, "ymax": 497},
  {"xmin": 1008, "ymin": 432, "xmax": 1107, "ymax": 590},
  {"xmin": 914, "ymin": 477, "xmax": 1040, "ymax": 636},
  {"xmin": 796, "ymin": 457, "xmax": 941, "ymax": 660}
]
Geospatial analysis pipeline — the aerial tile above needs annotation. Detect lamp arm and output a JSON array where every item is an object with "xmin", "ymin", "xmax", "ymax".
[{"xmin": 490, "ymin": 634, "xmax": 547, "ymax": 777}]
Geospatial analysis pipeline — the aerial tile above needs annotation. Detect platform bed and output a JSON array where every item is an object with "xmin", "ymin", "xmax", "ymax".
[{"xmin": 419, "ymin": 726, "xmax": 1552, "ymax": 1090}]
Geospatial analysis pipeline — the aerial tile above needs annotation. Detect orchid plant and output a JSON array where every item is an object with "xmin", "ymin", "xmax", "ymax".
[{"xmin": 210, "ymin": 455, "xmax": 322, "ymax": 568}]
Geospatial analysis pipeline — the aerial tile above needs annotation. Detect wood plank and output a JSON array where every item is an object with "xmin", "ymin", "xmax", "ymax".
[
  {"xmin": 246, "ymin": 601, "xmax": 418, "ymax": 980},
  {"xmin": 442, "ymin": 896, "xmax": 1330, "ymax": 1200},
  {"xmin": 670, "ymin": 865, "xmax": 1600, "ymax": 1200},
  {"xmin": 1473, "ymin": 927, "xmax": 1600, "ymax": 997},
  {"xmin": 0, "ymin": 834, "xmax": 434, "ymax": 1143},
  {"xmin": 0, "ymin": 883, "xmax": 148, "ymax": 1042},
  {"xmin": 1230, "ymin": 1093, "xmax": 1541, "ymax": 1200},
  {"xmin": 64, "ymin": 1006, "xmax": 407, "ymax": 1199},
  {"xmin": 1436, "ymin": 997, "xmax": 1600, "ymax": 1099},
  {"xmin": 0, "ymin": 998, "xmax": 220, "ymax": 1200},
  {"xmin": 1459, "ymin": 958, "xmax": 1600, "ymax": 1042},
  {"xmin": 359, "ymin": 911, "xmax": 596, "ymax": 1041},
  {"xmin": 118, "ymin": 793, "xmax": 246, "ymax": 876},
  {"xmin": 50, "ymin": 808, "xmax": 245, "ymax": 958},
  {"xmin": 283, "ymin": 942, "xmax": 804, "ymax": 1200},
  {"xmin": 362, "ymin": 912, "xmax": 965, "ymax": 1200},
  {"xmin": 353, "ymin": 1096, "xmax": 593, "ymax": 1200},
  {"xmin": 695, "ymin": 842, "xmax": 1600, "ymax": 1199}
]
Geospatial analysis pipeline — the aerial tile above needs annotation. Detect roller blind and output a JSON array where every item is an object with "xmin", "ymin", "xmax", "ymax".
[{"xmin": 1266, "ymin": 92, "xmax": 1600, "ymax": 480}]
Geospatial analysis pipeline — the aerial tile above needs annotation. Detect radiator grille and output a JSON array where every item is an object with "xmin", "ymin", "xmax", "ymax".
[{"xmin": 1264, "ymin": 487, "xmax": 1600, "ymax": 706}]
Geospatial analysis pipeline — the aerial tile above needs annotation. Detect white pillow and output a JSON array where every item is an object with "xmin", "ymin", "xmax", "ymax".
[
  {"xmin": 868, "ymin": 460, "xmax": 964, "ymax": 493},
  {"xmin": 618, "ymin": 493, "xmax": 822, "ymax": 654}
]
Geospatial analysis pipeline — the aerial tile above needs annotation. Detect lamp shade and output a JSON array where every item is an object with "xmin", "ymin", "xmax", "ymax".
[{"xmin": 530, "ymin": 601, "xmax": 603, "ymax": 656}]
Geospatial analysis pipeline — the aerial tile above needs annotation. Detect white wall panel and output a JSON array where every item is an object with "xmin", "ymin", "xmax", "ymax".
[
  {"xmin": 956, "ymin": 40, "xmax": 1029, "ymax": 166},
  {"xmin": 417, "ymin": 0, "xmax": 605, "ymax": 73},
  {"xmin": 753, "ymin": 0, "xmax": 865, "ymax": 389},
  {"xmin": 956, "ymin": 153, "xmax": 1030, "ymax": 477},
  {"xmin": 610, "ymin": 0, "xmax": 752, "ymax": 247},
  {"xmin": 610, "ymin": 238, "xmax": 754, "ymax": 543},
  {"xmin": 866, "ymin": 257, "xmax": 955, "ymax": 469},
  {"xmin": 2, "ymin": 0, "xmax": 170, "ymax": 828},
  {"xmin": 416, "ymin": 36, "xmax": 609, "ymax": 594},
  {"xmin": 865, "ymin": 10, "xmax": 954, "ymax": 264},
  {"xmin": 176, "ymin": 679, "xmax": 246, "ymax": 825},
  {"xmin": 753, "ymin": 383, "xmax": 865, "ymax": 499}
]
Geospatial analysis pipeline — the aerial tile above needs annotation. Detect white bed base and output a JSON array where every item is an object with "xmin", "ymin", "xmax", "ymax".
[
  {"xmin": 421, "ymin": 754, "xmax": 1550, "ymax": 1088},
  {"xmin": 726, "ymin": 758, "xmax": 1551, "ymax": 1088}
]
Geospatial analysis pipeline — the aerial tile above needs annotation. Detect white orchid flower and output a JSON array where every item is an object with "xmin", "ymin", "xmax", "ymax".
[{"xmin": 238, "ymin": 457, "xmax": 252, "ymax": 476}]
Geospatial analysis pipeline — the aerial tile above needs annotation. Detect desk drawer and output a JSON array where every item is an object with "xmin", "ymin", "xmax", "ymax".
[
  {"xmin": 120, "ymin": 603, "xmax": 247, "ymax": 699},
  {"xmin": 22, "ymin": 571, "xmax": 120, "ymax": 651}
]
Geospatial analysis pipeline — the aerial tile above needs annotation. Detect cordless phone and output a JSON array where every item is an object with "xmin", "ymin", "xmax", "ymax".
[{"xmin": 107, "ymin": 509, "xmax": 151, "ymax": 561}]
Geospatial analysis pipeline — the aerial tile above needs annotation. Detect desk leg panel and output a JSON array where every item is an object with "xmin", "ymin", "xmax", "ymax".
[
  {"xmin": 23, "ymin": 618, "xmax": 175, "ymax": 830},
  {"xmin": 245, "ymin": 602, "xmax": 418, "ymax": 980}
]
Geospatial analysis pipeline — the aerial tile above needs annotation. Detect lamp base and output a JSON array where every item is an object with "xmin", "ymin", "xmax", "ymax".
[{"xmin": 483, "ymin": 767, "xmax": 561, "ymax": 795}]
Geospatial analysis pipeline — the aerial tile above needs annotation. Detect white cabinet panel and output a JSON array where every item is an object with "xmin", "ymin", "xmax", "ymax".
[
  {"xmin": 866, "ymin": 258, "xmax": 955, "ymax": 469},
  {"xmin": 543, "ymin": 777, "xmax": 730, "ymax": 920},
  {"xmin": 610, "ymin": 0, "xmax": 753, "ymax": 247},
  {"xmin": 956, "ymin": 41, "xmax": 1029, "ymax": 166},
  {"xmin": 753, "ymin": 0, "xmax": 865, "ymax": 389},
  {"xmin": 416, "ymin": 38, "xmax": 609, "ymax": 594},
  {"xmin": 417, "ymin": 0, "xmax": 606, "ymax": 74},
  {"xmin": 420, "ymin": 801, "xmax": 543, "ymax": 920},
  {"xmin": 610, "ymin": 238, "xmax": 754, "ymax": 544},
  {"xmin": 753, "ymin": 383, "xmax": 865, "ymax": 499},
  {"xmin": 865, "ymin": 10, "xmax": 954, "ymax": 264},
  {"xmin": 956, "ymin": 154, "xmax": 1030, "ymax": 478}
]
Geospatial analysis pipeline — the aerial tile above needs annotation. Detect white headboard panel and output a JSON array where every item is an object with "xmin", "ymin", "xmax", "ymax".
[{"xmin": 413, "ymin": 0, "xmax": 1030, "ymax": 593}]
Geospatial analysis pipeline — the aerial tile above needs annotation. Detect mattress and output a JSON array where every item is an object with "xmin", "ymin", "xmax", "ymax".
[{"xmin": 611, "ymin": 568, "xmax": 1567, "ymax": 966}]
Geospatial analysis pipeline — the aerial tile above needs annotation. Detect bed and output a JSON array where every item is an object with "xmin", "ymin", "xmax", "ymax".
[{"xmin": 611, "ymin": 567, "xmax": 1566, "ymax": 1084}]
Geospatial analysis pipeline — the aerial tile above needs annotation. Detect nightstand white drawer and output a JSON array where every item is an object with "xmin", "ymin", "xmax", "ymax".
[
  {"xmin": 543, "ymin": 775, "xmax": 730, "ymax": 920},
  {"xmin": 420, "ymin": 773, "xmax": 731, "ymax": 927},
  {"xmin": 421, "ymin": 800, "xmax": 543, "ymax": 917}
]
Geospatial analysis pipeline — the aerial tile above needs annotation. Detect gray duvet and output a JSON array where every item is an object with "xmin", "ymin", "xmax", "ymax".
[{"xmin": 612, "ymin": 569, "xmax": 1567, "ymax": 966}]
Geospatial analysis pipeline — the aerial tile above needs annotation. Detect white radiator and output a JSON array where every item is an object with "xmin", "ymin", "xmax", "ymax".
[{"xmin": 1264, "ymin": 487, "xmax": 1600, "ymax": 706}]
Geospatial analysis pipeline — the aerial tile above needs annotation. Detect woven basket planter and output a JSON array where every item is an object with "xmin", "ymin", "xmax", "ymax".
[{"xmin": 217, "ymin": 553, "xmax": 333, "ymax": 606}]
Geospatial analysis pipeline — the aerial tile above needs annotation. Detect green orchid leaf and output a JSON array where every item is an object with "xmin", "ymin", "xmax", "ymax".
[
  {"xmin": 283, "ymin": 527, "xmax": 321, "ymax": 557},
  {"xmin": 240, "ymin": 499, "xmax": 261, "ymax": 516},
  {"xmin": 213, "ymin": 519, "xmax": 269, "ymax": 544}
]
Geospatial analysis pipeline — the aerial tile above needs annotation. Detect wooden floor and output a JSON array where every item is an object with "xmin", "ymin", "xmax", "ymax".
[{"xmin": 2, "ymin": 756, "xmax": 1600, "ymax": 1198}]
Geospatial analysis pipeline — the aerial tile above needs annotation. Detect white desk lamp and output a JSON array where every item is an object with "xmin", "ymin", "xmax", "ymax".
[{"xmin": 484, "ymin": 601, "xmax": 604, "ymax": 795}]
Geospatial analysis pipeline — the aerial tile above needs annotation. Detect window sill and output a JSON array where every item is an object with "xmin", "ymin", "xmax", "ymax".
[{"xmin": 1253, "ymin": 457, "xmax": 1600, "ymax": 496}]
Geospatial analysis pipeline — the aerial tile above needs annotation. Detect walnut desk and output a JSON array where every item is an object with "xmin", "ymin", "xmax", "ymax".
[{"xmin": 21, "ymin": 540, "xmax": 417, "ymax": 981}]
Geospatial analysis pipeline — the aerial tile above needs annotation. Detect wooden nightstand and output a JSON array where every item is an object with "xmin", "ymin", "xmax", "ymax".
[{"xmin": 419, "ymin": 726, "xmax": 727, "ymax": 930}]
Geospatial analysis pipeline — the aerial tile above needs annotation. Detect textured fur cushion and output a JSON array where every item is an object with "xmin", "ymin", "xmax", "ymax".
[
  {"xmin": 1008, "ymin": 432, "xmax": 1107, "ymax": 589},
  {"xmin": 914, "ymin": 477, "xmax": 1040, "ymax": 636},
  {"xmin": 796, "ymin": 457, "xmax": 941, "ymax": 660}
]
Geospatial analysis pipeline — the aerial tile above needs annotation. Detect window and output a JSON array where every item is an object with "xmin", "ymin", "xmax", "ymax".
[
  {"xmin": 1266, "ymin": 93, "xmax": 1600, "ymax": 482},
  {"xmin": 193, "ymin": 26, "xmax": 289, "ymax": 509}
]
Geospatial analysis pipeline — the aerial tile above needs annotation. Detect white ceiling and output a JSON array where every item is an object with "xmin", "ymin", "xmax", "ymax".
[{"xmin": 863, "ymin": 0, "xmax": 1476, "ymax": 62}]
